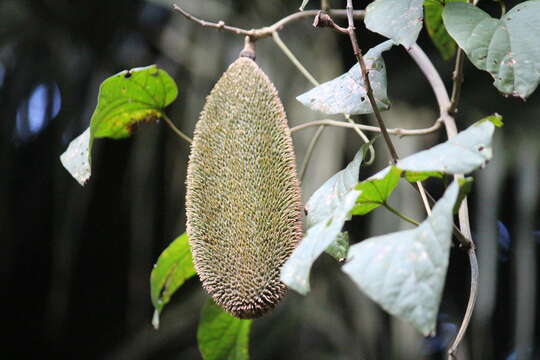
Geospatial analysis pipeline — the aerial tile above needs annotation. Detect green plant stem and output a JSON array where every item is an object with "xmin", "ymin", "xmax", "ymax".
[
  {"xmin": 383, "ymin": 203, "xmax": 420, "ymax": 226},
  {"xmin": 299, "ymin": 125, "xmax": 325, "ymax": 181},
  {"xmin": 162, "ymin": 113, "xmax": 192, "ymax": 144}
]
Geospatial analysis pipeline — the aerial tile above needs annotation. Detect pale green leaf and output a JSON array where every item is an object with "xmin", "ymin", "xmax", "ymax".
[
  {"xmin": 342, "ymin": 181, "xmax": 460, "ymax": 336},
  {"xmin": 150, "ymin": 233, "xmax": 196, "ymax": 329},
  {"xmin": 305, "ymin": 149, "xmax": 364, "ymax": 228},
  {"xmin": 443, "ymin": 1, "xmax": 540, "ymax": 98},
  {"xmin": 281, "ymin": 190, "xmax": 361, "ymax": 295},
  {"xmin": 297, "ymin": 40, "xmax": 394, "ymax": 115},
  {"xmin": 365, "ymin": 0, "xmax": 423, "ymax": 48},
  {"xmin": 198, "ymin": 299, "xmax": 252, "ymax": 360},
  {"xmin": 304, "ymin": 145, "xmax": 370, "ymax": 260},
  {"xmin": 396, "ymin": 120, "xmax": 495, "ymax": 174},
  {"xmin": 60, "ymin": 65, "xmax": 178, "ymax": 184}
]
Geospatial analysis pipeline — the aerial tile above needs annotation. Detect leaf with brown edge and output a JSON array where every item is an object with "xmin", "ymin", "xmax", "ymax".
[{"xmin": 60, "ymin": 65, "xmax": 178, "ymax": 185}]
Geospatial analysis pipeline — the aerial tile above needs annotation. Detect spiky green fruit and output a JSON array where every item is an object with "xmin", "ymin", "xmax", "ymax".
[{"xmin": 186, "ymin": 57, "xmax": 302, "ymax": 319}]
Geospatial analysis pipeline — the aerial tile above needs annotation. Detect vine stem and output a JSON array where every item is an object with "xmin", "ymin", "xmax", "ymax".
[
  {"xmin": 406, "ymin": 42, "xmax": 477, "ymax": 360},
  {"xmin": 299, "ymin": 125, "xmax": 325, "ymax": 181},
  {"xmin": 162, "ymin": 113, "xmax": 192, "ymax": 144},
  {"xmin": 290, "ymin": 118, "xmax": 442, "ymax": 135},
  {"xmin": 448, "ymin": 248, "xmax": 479, "ymax": 359},
  {"xmin": 172, "ymin": 4, "xmax": 364, "ymax": 40},
  {"xmin": 383, "ymin": 203, "xmax": 420, "ymax": 226}
]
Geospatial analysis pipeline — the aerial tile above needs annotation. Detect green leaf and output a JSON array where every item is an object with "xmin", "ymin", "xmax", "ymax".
[
  {"xmin": 198, "ymin": 299, "xmax": 252, "ymax": 360},
  {"xmin": 297, "ymin": 40, "xmax": 394, "ymax": 115},
  {"xmin": 365, "ymin": 0, "xmax": 423, "ymax": 48},
  {"xmin": 403, "ymin": 171, "xmax": 443, "ymax": 182},
  {"xmin": 150, "ymin": 233, "xmax": 196, "ymax": 329},
  {"xmin": 325, "ymin": 232, "xmax": 350, "ymax": 262},
  {"xmin": 60, "ymin": 65, "xmax": 178, "ymax": 185},
  {"xmin": 342, "ymin": 181, "xmax": 460, "ymax": 336},
  {"xmin": 424, "ymin": 0, "xmax": 465, "ymax": 60},
  {"xmin": 299, "ymin": 0, "xmax": 310, "ymax": 10},
  {"xmin": 351, "ymin": 166, "xmax": 401, "ymax": 215},
  {"xmin": 443, "ymin": 1, "xmax": 540, "ymax": 98},
  {"xmin": 395, "ymin": 120, "xmax": 495, "ymax": 174},
  {"xmin": 281, "ymin": 190, "xmax": 361, "ymax": 295}
]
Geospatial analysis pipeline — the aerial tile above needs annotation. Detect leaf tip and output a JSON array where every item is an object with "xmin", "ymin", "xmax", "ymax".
[{"xmin": 60, "ymin": 128, "xmax": 92, "ymax": 186}]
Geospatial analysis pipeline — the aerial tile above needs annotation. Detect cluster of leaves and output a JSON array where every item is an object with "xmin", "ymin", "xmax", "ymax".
[
  {"xmin": 302, "ymin": 0, "xmax": 540, "ymax": 98},
  {"xmin": 281, "ymin": 119, "xmax": 498, "ymax": 336},
  {"xmin": 58, "ymin": 0, "xmax": 540, "ymax": 357}
]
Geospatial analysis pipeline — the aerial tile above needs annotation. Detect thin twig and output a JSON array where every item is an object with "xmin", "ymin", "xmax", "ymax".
[
  {"xmin": 448, "ymin": 49, "xmax": 465, "ymax": 115},
  {"xmin": 447, "ymin": 0, "xmax": 475, "ymax": 115},
  {"xmin": 344, "ymin": 0, "xmax": 399, "ymax": 164},
  {"xmin": 172, "ymin": 4, "xmax": 364, "ymax": 40},
  {"xmin": 272, "ymin": 32, "xmax": 319, "ymax": 87},
  {"xmin": 416, "ymin": 181, "xmax": 432, "ymax": 216},
  {"xmin": 290, "ymin": 118, "xmax": 442, "ymax": 135},
  {"xmin": 299, "ymin": 125, "xmax": 326, "ymax": 181},
  {"xmin": 162, "ymin": 114, "xmax": 192, "ymax": 144}
]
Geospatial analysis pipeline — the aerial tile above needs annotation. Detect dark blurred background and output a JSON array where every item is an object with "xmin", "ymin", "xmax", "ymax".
[{"xmin": 1, "ymin": 0, "xmax": 539, "ymax": 359}]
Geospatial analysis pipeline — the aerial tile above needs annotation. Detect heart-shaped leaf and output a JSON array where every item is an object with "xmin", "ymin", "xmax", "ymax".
[
  {"xmin": 396, "ymin": 120, "xmax": 495, "ymax": 174},
  {"xmin": 60, "ymin": 65, "xmax": 178, "ymax": 185},
  {"xmin": 198, "ymin": 299, "xmax": 252, "ymax": 360},
  {"xmin": 297, "ymin": 40, "xmax": 394, "ymax": 115},
  {"xmin": 342, "ymin": 181, "xmax": 460, "ymax": 336},
  {"xmin": 365, "ymin": 0, "xmax": 424, "ymax": 48},
  {"xmin": 150, "ymin": 233, "xmax": 196, "ymax": 329},
  {"xmin": 443, "ymin": 1, "xmax": 540, "ymax": 98}
]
